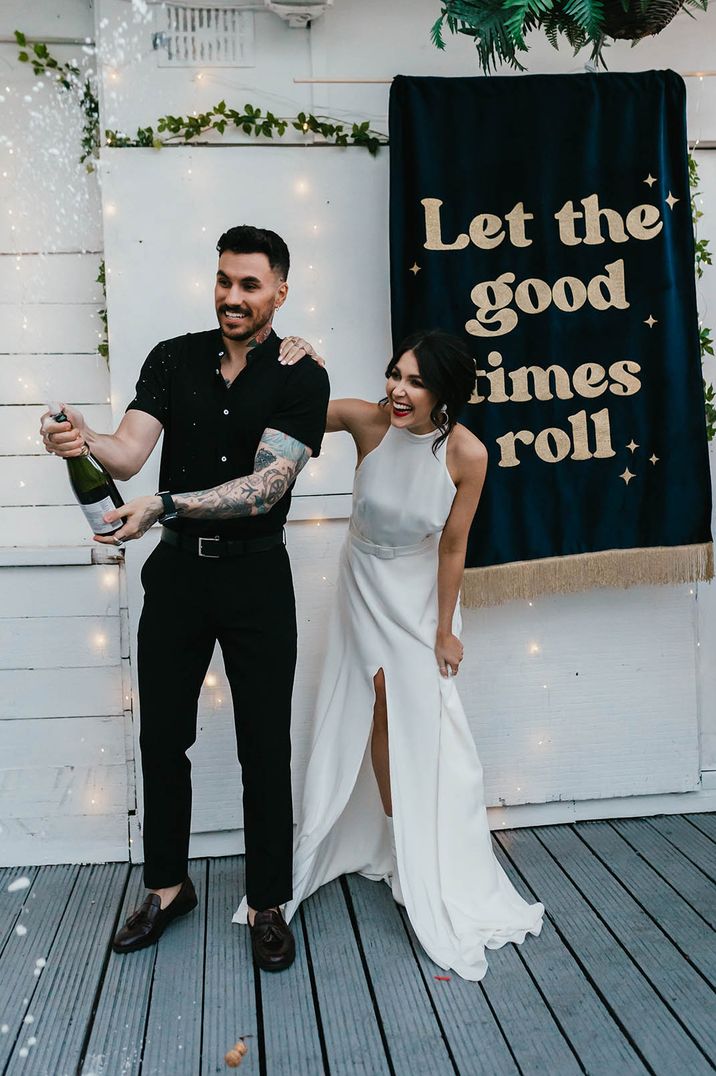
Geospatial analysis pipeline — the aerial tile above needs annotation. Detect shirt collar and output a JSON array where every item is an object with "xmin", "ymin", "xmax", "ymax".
[{"xmin": 215, "ymin": 327, "xmax": 279, "ymax": 367}]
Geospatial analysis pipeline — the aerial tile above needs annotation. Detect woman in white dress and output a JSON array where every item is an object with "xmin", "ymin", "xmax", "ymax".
[{"xmin": 235, "ymin": 330, "xmax": 544, "ymax": 980}]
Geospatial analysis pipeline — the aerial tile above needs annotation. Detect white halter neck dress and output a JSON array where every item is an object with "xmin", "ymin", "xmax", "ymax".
[{"xmin": 234, "ymin": 423, "xmax": 544, "ymax": 980}]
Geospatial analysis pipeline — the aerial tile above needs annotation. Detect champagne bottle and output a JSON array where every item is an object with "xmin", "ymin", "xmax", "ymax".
[{"xmin": 49, "ymin": 405, "xmax": 125, "ymax": 536}]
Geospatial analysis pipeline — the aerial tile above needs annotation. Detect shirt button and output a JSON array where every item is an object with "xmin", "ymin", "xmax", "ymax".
[
  {"xmin": 221, "ymin": 456, "xmax": 227, "ymax": 462},
  {"xmin": 223, "ymin": 409, "xmax": 229, "ymax": 416}
]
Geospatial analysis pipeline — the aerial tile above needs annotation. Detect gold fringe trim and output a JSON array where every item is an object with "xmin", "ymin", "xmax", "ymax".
[{"xmin": 461, "ymin": 542, "xmax": 714, "ymax": 608}]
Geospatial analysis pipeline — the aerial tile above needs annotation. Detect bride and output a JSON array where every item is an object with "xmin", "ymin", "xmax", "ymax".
[{"xmin": 235, "ymin": 328, "xmax": 544, "ymax": 980}]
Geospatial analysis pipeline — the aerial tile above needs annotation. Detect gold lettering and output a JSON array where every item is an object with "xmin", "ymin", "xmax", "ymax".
[
  {"xmin": 535, "ymin": 427, "xmax": 572, "ymax": 463},
  {"xmin": 608, "ymin": 359, "xmax": 642, "ymax": 396},
  {"xmin": 468, "ymin": 213, "xmax": 505, "ymax": 250},
  {"xmin": 552, "ymin": 276, "xmax": 587, "ymax": 313},
  {"xmin": 421, "ymin": 198, "xmax": 469, "ymax": 251},
  {"xmin": 509, "ymin": 365, "xmax": 574, "ymax": 403},
  {"xmin": 466, "ymin": 274, "xmax": 517, "ymax": 337},
  {"xmin": 504, "ymin": 202, "xmax": 534, "ymax": 247},
  {"xmin": 496, "ymin": 428, "xmax": 535, "ymax": 467},
  {"xmin": 591, "ymin": 407, "xmax": 616, "ymax": 458},
  {"xmin": 554, "ymin": 200, "xmax": 583, "ymax": 246},
  {"xmin": 567, "ymin": 411, "xmax": 592, "ymax": 460},
  {"xmin": 515, "ymin": 278, "xmax": 552, "ymax": 315},
  {"xmin": 587, "ymin": 259, "xmax": 629, "ymax": 312},
  {"xmin": 581, "ymin": 193, "xmax": 628, "ymax": 245},
  {"xmin": 572, "ymin": 363, "xmax": 608, "ymax": 398},
  {"xmin": 625, "ymin": 203, "xmax": 663, "ymax": 240}
]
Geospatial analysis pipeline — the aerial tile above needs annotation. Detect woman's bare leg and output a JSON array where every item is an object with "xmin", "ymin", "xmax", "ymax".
[{"xmin": 371, "ymin": 668, "xmax": 392, "ymax": 816}]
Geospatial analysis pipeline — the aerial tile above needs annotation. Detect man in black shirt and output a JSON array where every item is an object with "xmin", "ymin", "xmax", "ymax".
[{"xmin": 40, "ymin": 226, "xmax": 329, "ymax": 971}]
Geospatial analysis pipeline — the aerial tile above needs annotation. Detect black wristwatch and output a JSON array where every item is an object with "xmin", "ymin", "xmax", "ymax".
[{"xmin": 156, "ymin": 490, "xmax": 179, "ymax": 523}]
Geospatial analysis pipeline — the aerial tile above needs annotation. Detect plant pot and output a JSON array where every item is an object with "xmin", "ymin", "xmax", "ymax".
[{"xmin": 600, "ymin": 0, "xmax": 686, "ymax": 39}]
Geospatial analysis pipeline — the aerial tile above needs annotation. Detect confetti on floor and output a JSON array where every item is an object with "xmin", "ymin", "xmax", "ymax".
[{"xmin": 7, "ymin": 877, "xmax": 31, "ymax": 893}]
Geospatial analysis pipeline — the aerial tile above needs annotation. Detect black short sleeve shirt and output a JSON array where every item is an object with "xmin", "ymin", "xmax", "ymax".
[{"xmin": 126, "ymin": 328, "xmax": 330, "ymax": 538}]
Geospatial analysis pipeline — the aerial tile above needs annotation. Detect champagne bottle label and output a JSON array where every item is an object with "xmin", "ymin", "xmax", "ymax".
[{"xmin": 81, "ymin": 496, "xmax": 121, "ymax": 534}]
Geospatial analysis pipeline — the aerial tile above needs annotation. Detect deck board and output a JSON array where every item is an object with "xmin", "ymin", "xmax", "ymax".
[
  {"xmin": 201, "ymin": 857, "xmax": 259, "ymax": 1076},
  {"xmin": 649, "ymin": 815, "xmax": 716, "ymax": 881},
  {"xmin": 5, "ymin": 863, "xmax": 128, "ymax": 1076},
  {"xmin": 141, "ymin": 861, "xmax": 208, "ymax": 1076},
  {"xmin": 611, "ymin": 817, "xmax": 716, "ymax": 928},
  {"xmin": 300, "ymin": 879, "xmax": 391, "ymax": 1075},
  {"xmin": 80, "ymin": 865, "xmax": 156, "ymax": 1076},
  {"xmin": 347, "ymin": 873, "xmax": 456, "ymax": 1076},
  {"xmin": 577, "ymin": 820, "xmax": 716, "ymax": 980},
  {"xmin": 257, "ymin": 897, "xmax": 325, "ymax": 1076},
  {"xmin": 0, "ymin": 813, "xmax": 714, "ymax": 1076},
  {"xmin": 397, "ymin": 907, "xmax": 520, "ymax": 1076},
  {"xmin": 0, "ymin": 864, "xmax": 78, "ymax": 1072},
  {"xmin": 493, "ymin": 839, "xmax": 650, "ymax": 1075},
  {"xmin": 501, "ymin": 825, "xmax": 712, "ymax": 1075}
]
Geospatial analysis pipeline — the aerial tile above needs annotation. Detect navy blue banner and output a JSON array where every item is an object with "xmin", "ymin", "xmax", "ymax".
[{"xmin": 389, "ymin": 71, "xmax": 713, "ymax": 603}]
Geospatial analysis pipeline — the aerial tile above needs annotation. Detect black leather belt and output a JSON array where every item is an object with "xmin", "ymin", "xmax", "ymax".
[{"xmin": 161, "ymin": 527, "xmax": 284, "ymax": 559}]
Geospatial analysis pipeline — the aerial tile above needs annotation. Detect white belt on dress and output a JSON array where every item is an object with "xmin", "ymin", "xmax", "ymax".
[{"xmin": 348, "ymin": 524, "xmax": 436, "ymax": 560}]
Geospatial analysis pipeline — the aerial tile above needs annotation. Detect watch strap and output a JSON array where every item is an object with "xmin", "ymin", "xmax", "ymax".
[{"xmin": 156, "ymin": 490, "xmax": 178, "ymax": 521}]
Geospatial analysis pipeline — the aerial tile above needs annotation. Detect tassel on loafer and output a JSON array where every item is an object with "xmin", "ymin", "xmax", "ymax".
[
  {"xmin": 112, "ymin": 877, "xmax": 198, "ymax": 954},
  {"xmin": 250, "ymin": 907, "xmax": 296, "ymax": 972}
]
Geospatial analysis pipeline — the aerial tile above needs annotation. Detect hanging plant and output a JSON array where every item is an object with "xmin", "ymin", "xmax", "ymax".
[{"xmin": 430, "ymin": 0, "xmax": 709, "ymax": 73}]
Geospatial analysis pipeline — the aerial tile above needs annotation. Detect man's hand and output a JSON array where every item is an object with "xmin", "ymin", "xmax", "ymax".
[
  {"xmin": 93, "ymin": 495, "xmax": 164, "ymax": 545},
  {"xmin": 40, "ymin": 404, "xmax": 87, "ymax": 458},
  {"xmin": 278, "ymin": 336, "xmax": 325, "ymax": 368}
]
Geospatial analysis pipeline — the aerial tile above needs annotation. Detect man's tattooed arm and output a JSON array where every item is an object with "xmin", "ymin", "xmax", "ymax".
[{"xmin": 173, "ymin": 428, "xmax": 311, "ymax": 519}]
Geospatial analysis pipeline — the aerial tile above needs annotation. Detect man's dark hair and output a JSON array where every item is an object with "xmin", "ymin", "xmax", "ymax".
[{"xmin": 216, "ymin": 225, "xmax": 290, "ymax": 280}]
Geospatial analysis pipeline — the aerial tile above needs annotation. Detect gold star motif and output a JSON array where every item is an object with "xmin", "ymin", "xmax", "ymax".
[
  {"xmin": 644, "ymin": 174, "xmax": 657, "ymax": 187},
  {"xmin": 626, "ymin": 440, "xmax": 639, "ymax": 453},
  {"xmin": 650, "ymin": 453, "xmax": 659, "ymax": 465},
  {"xmin": 665, "ymin": 191, "xmax": 679, "ymax": 210},
  {"xmin": 409, "ymin": 262, "xmax": 421, "ymax": 275},
  {"xmin": 644, "ymin": 314, "xmax": 658, "ymax": 328},
  {"xmin": 619, "ymin": 468, "xmax": 636, "ymax": 485}
]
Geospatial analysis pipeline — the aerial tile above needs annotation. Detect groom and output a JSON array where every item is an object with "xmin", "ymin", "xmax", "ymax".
[{"xmin": 40, "ymin": 225, "xmax": 329, "ymax": 972}]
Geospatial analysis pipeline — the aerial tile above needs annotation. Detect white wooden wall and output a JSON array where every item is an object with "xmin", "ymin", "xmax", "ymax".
[{"xmin": 1, "ymin": 0, "xmax": 715, "ymax": 867}]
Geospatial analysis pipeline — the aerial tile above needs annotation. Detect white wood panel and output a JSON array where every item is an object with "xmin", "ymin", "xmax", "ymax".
[
  {"xmin": 0, "ymin": 815, "xmax": 128, "ymax": 868},
  {"xmin": 0, "ymin": 355, "xmax": 110, "ymax": 406},
  {"xmin": 0, "ymin": 253, "xmax": 104, "ymax": 305},
  {"xmin": 0, "ymin": 565, "xmax": 120, "ymax": 618},
  {"xmin": 1, "ymin": 506, "xmax": 99, "ymax": 547},
  {"xmin": 0, "ymin": 616, "xmax": 120, "ymax": 669},
  {"xmin": 0, "ymin": 667, "xmax": 124, "ymax": 719},
  {"xmin": 0, "ymin": 715, "xmax": 125, "ymax": 769},
  {"xmin": 0, "ymin": 764, "xmax": 127, "ymax": 818},
  {"xmin": 1, "ymin": 455, "xmax": 78, "ymax": 506},
  {"xmin": 1, "ymin": 305, "xmax": 103, "ymax": 354},
  {"xmin": 0, "ymin": 405, "xmax": 110, "ymax": 455},
  {"xmin": 0, "ymin": 2, "xmax": 93, "ymax": 38}
]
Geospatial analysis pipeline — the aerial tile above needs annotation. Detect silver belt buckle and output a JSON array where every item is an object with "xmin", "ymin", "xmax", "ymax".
[{"xmin": 198, "ymin": 536, "xmax": 221, "ymax": 558}]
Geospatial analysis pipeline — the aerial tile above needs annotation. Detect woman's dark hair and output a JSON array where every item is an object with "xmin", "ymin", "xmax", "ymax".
[
  {"xmin": 216, "ymin": 225, "xmax": 290, "ymax": 280},
  {"xmin": 384, "ymin": 329, "xmax": 477, "ymax": 453}
]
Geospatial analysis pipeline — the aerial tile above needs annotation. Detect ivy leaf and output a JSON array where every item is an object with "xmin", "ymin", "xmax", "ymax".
[
  {"xmin": 17, "ymin": 51, "xmax": 28, "ymax": 62},
  {"xmin": 14, "ymin": 30, "xmax": 26, "ymax": 46}
]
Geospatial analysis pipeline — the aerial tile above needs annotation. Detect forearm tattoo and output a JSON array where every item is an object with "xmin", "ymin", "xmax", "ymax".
[{"xmin": 174, "ymin": 429, "xmax": 311, "ymax": 519}]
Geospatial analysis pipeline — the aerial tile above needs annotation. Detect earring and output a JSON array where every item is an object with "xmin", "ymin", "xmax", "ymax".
[{"xmin": 437, "ymin": 406, "xmax": 449, "ymax": 426}]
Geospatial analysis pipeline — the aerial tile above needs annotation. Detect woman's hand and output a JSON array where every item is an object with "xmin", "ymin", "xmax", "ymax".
[
  {"xmin": 93, "ymin": 495, "xmax": 164, "ymax": 545},
  {"xmin": 278, "ymin": 336, "xmax": 325, "ymax": 367},
  {"xmin": 435, "ymin": 632, "xmax": 464, "ymax": 678}
]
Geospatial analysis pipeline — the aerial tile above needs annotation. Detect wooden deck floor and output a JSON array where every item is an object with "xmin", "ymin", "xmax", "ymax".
[{"xmin": 1, "ymin": 813, "xmax": 715, "ymax": 1076}]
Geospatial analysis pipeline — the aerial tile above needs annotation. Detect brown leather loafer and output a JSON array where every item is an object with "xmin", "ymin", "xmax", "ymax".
[
  {"xmin": 250, "ymin": 908, "xmax": 295, "ymax": 972},
  {"xmin": 112, "ymin": 877, "xmax": 198, "ymax": 954}
]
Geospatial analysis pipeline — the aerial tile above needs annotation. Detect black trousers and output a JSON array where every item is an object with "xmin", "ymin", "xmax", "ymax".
[{"xmin": 137, "ymin": 538, "xmax": 297, "ymax": 910}]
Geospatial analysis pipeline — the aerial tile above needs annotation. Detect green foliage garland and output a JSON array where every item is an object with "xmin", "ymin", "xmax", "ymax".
[
  {"xmin": 14, "ymin": 30, "xmax": 386, "ymax": 163},
  {"xmin": 690, "ymin": 154, "xmax": 715, "ymax": 439}
]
